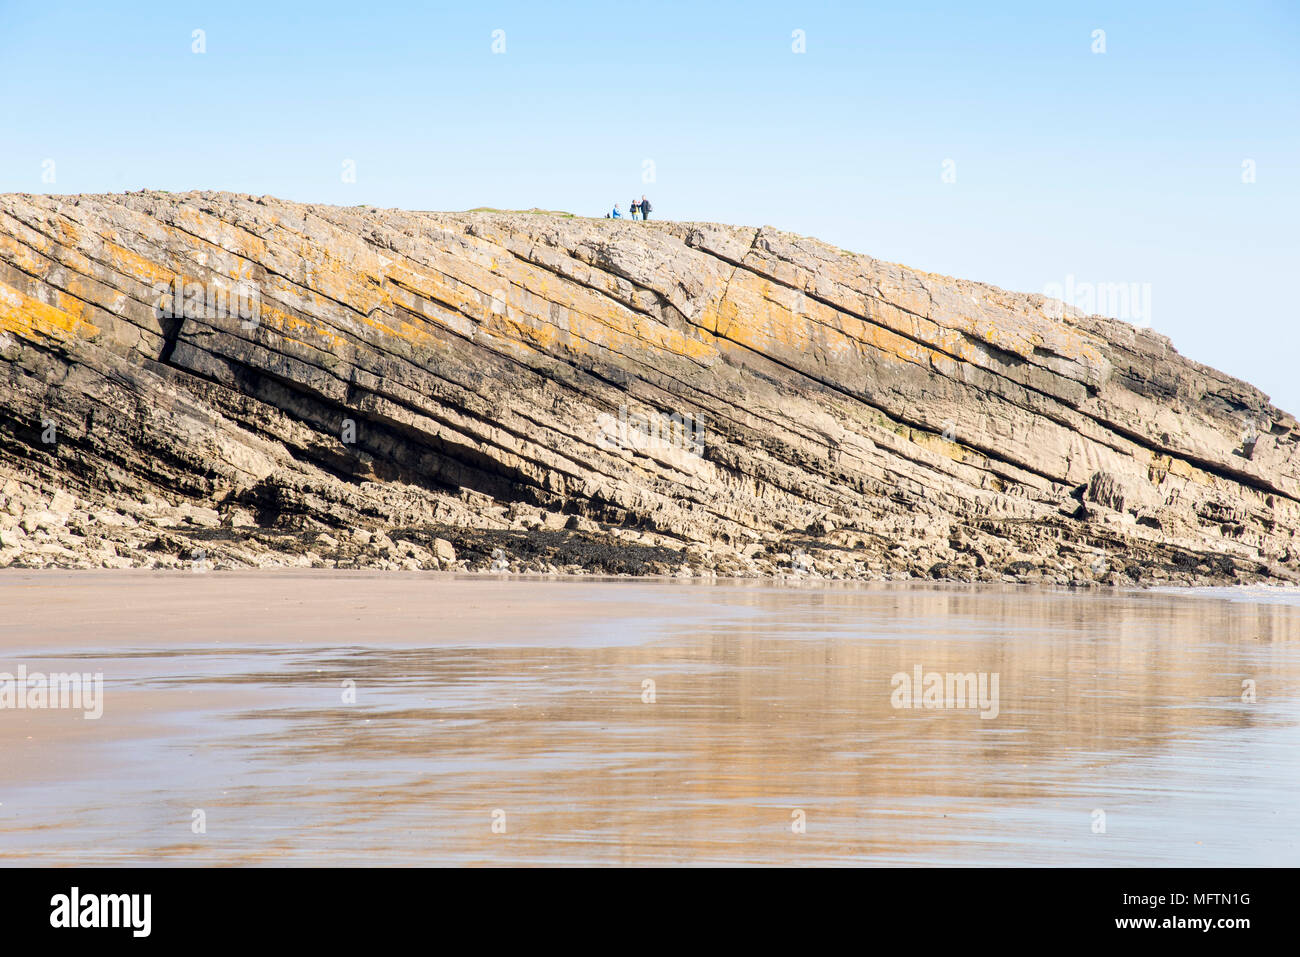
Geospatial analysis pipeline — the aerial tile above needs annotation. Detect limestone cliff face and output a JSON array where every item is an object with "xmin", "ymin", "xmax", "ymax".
[{"xmin": 0, "ymin": 190, "xmax": 1296, "ymax": 584}]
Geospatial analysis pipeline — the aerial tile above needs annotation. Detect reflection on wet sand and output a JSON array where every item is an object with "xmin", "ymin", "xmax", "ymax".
[{"xmin": 1, "ymin": 572, "xmax": 1298, "ymax": 865}]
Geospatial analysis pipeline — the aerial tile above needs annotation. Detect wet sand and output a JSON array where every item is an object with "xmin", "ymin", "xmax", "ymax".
[{"xmin": 2, "ymin": 571, "xmax": 1299, "ymax": 865}]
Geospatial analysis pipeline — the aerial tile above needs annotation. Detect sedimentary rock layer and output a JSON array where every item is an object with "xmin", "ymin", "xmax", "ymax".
[{"xmin": 1, "ymin": 190, "xmax": 1296, "ymax": 584}]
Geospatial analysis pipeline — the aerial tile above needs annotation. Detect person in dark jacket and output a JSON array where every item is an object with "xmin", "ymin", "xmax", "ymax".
[
  {"xmin": 639, "ymin": 195, "xmax": 652, "ymax": 220},
  {"xmin": 629, "ymin": 198, "xmax": 640, "ymax": 220}
]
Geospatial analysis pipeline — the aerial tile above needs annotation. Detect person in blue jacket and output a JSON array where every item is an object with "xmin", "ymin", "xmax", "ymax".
[{"xmin": 610, "ymin": 204, "xmax": 622, "ymax": 219}]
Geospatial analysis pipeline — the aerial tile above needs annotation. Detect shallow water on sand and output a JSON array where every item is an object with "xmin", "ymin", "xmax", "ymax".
[{"xmin": 1, "ymin": 572, "xmax": 1298, "ymax": 866}]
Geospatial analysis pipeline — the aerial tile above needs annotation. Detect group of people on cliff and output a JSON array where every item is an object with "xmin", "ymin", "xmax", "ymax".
[{"xmin": 606, "ymin": 195, "xmax": 652, "ymax": 220}]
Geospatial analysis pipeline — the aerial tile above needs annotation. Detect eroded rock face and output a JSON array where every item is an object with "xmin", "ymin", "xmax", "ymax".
[{"xmin": 1, "ymin": 190, "xmax": 1296, "ymax": 584}]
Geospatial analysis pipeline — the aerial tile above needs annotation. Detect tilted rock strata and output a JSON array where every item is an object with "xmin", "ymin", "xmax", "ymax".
[{"xmin": 0, "ymin": 190, "xmax": 1296, "ymax": 584}]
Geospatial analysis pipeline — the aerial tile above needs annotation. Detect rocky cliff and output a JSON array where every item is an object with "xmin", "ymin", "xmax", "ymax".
[{"xmin": 1, "ymin": 190, "xmax": 1296, "ymax": 584}]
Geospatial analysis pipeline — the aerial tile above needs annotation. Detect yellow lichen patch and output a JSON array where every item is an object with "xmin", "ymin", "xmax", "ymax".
[
  {"xmin": 63, "ymin": 274, "xmax": 115, "ymax": 311},
  {"xmin": 910, "ymin": 428, "xmax": 972, "ymax": 464},
  {"xmin": 489, "ymin": 259, "xmax": 712, "ymax": 361},
  {"xmin": 0, "ymin": 281, "xmax": 100, "ymax": 344},
  {"xmin": 100, "ymin": 240, "xmax": 175, "ymax": 287},
  {"xmin": 784, "ymin": 252, "xmax": 1110, "ymax": 371},
  {"xmin": 1, "ymin": 227, "xmax": 145, "ymax": 309},
  {"xmin": 363, "ymin": 309, "xmax": 437, "ymax": 349},
  {"xmin": 658, "ymin": 324, "xmax": 716, "ymax": 364},
  {"xmin": 589, "ymin": 300, "xmax": 716, "ymax": 363},
  {"xmin": 694, "ymin": 294, "xmax": 731, "ymax": 338},
  {"xmin": 330, "ymin": 270, "xmax": 391, "ymax": 323},
  {"xmin": 1149, "ymin": 451, "xmax": 1207, "ymax": 487},
  {"xmin": 173, "ymin": 206, "xmax": 267, "ymax": 262},
  {"xmin": 719, "ymin": 272, "xmax": 947, "ymax": 372},
  {"xmin": 387, "ymin": 262, "xmax": 485, "ymax": 318},
  {"xmin": 390, "ymin": 252, "xmax": 717, "ymax": 366},
  {"xmin": 1166, "ymin": 455, "xmax": 1201, "ymax": 482},
  {"xmin": 492, "ymin": 311, "xmax": 564, "ymax": 352},
  {"xmin": 928, "ymin": 351, "xmax": 961, "ymax": 379},
  {"xmin": 0, "ymin": 233, "xmax": 56, "ymax": 278},
  {"xmin": 50, "ymin": 217, "xmax": 83, "ymax": 250},
  {"xmin": 254, "ymin": 304, "xmax": 348, "ymax": 353},
  {"xmin": 317, "ymin": 274, "xmax": 444, "ymax": 351}
]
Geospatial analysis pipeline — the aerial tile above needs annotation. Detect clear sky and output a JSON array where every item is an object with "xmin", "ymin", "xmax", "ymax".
[{"xmin": 3, "ymin": 1, "xmax": 1297, "ymax": 414}]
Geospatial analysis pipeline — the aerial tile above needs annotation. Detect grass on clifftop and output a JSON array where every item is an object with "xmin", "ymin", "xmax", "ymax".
[{"xmin": 466, "ymin": 207, "xmax": 578, "ymax": 218}]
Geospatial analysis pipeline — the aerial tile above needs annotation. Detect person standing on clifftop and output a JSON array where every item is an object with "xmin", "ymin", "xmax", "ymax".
[
  {"xmin": 639, "ymin": 195, "xmax": 652, "ymax": 220},
  {"xmin": 629, "ymin": 198, "xmax": 640, "ymax": 220}
]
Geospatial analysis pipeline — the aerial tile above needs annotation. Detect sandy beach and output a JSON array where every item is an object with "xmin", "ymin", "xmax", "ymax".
[{"xmin": 2, "ymin": 571, "xmax": 1298, "ymax": 866}]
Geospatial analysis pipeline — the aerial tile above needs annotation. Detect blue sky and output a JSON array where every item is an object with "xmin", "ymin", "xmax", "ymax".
[{"xmin": 3, "ymin": 1, "xmax": 1297, "ymax": 413}]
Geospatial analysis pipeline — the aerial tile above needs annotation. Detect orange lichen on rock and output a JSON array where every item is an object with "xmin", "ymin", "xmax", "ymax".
[{"xmin": 0, "ymin": 280, "xmax": 100, "ymax": 344}]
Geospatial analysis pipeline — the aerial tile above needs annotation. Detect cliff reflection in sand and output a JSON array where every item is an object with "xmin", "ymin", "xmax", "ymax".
[{"xmin": 1, "ymin": 572, "xmax": 1298, "ymax": 865}]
